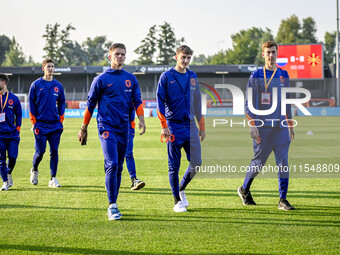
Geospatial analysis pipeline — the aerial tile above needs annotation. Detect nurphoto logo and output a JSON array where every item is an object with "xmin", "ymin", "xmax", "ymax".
[{"xmin": 201, "ymin": 84, "xmax": 312, "ymax": 128}]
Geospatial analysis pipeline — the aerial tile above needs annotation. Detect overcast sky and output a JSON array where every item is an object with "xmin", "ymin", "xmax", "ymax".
[{"xmin": 1, "ymin": 0, "xmax": 337, "ymax": 64}]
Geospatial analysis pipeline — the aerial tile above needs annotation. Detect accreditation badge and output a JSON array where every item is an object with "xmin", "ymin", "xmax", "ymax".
[
  {"xmin": 0, "ymin": 113, "xmax": 5, "ymax": 123},
  {"xmin": 261, "ymin": 92, "xmax": 271, "ymax": 105}
]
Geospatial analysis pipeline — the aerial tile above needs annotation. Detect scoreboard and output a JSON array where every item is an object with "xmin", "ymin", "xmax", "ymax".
[{"xmin": 276, "ymin": 44, "xmax": 323, "ymax": 79}]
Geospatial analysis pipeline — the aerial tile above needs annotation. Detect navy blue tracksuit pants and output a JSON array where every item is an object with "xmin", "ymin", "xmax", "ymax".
[
  {"xmin": 167, "ymin": 121, "xmax": 202, "ymax": 198},
  {"xmin": 243, "ymin": 126, "xmax": 291, "ymax": 199},
  {"xmin": 0, "ymin": 133, "xmax": 20, "ymax": 182},
  {"xmin": 99, "ymin": 127, "xmax": 128, "ymax": 204},
  {"xmin": 125, "ymin": 126, "xmax": 136, "ymax": 179},
  {"xmin": 32, "ymin": 122, "xmax": 63, "ymax": 176}
]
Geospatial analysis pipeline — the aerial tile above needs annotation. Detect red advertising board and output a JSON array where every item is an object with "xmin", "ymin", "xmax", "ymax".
[{"xmin": 276, "ymin": 44, "xmax": 323, "ymax": 79}]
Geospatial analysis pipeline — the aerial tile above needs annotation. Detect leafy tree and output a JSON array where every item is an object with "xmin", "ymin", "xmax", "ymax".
[
  {"xmin": 42, "ymin": 23, "xmax": 60, "ymax": 61},
  {"xmin": 227, "ymin": 27, "xmax": 273, "ymax": 64},
  {"xmin": 134, "ymin": 25, "xmax": 157, "ymax": 65},
  {"xmin": 83, "ymin": 36, "xmax": 112, "ymax": 65},
  {"xmin": 55, "ymin": 24, "xmax": 89, "ymax": 65},
  {"xmin": 205, "ymin": 51, "xmax": 227, "ymax": 65},
  {"xmin": 92, "ymin": 58, "xmax": 110, "ymax": 66},
  {"xmin": 157, "ymin": 22, "xmax": 184, "ymax": 65},
  {"xmin": 43, "ymin": 24, "xmax": 114, "ymax": 65},
  {"xmin": 43, "ymin": 23, "xmax": 87, "ymax": 65},
  {"xmin": 25, "ymin": 55, "xmax": 40, "ymax": 66},
  {"xmin": 58, "ymin": 24, "xmax": 76, "ymax": 64},
  {"xmin": 276, "ymin": 14, "xmax": 302, "ymax": 44},
  {"xmin": 0, "ymin": 35, "xmax": 11, "ymax": 65},
  {"xmin": 254, "ymin": 28, "xmax": 274, "ymax": 65},
  {"xmin": 191, "ymin": 54, "xmax": 208, "ymax": 65},
  {"xmin": 324, "ymin": 31, "xmax": 336, "ymax": 64},
  {"xmin": 276, "ymin": 15, "xmax": 318, "ymax": 44},
  {"xmin": 2, "ymin": 37, "xmax": 26, "ymax": 66},
  {"xmin": 134, "ymin": 22, "xmax": 184, "ymax": 65},
  {"xmin": 207, "ymin": 27, "xmax": 273, "ymax": 65},
  {"xmin": 61, "ymin": 41, "xmax": 89, "ymax": 66},
  {"xmin": 301, "ymin": 17, "xmax": 318, "ymax": 43}
]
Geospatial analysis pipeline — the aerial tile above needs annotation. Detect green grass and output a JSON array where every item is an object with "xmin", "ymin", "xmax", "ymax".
[{"xmin": 0, "ymin": 117, "xmax": 339, "ymax": 255}]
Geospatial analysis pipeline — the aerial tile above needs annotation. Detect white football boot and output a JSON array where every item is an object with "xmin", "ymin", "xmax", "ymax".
[
  {"xmin": 173, "ymin": 201, "xmax": 187, "ymax": 212},
  {"xmin": 49, "ymin": 177, "xmax": 61, "ymax": 188},
  {"xmin": 30, "ymin": 168, "xmax": 39, "ymax": 185},
  {"xmin": 107, "ymin": 203, "xmax": 121, "ymax": 220},
  {"xmin": 7, "ymin": 174, "xmax": 13, "ymax": 187},
  {"xmin": 179, "ymin": 190, "xmax": 189, "ymax": 207},
  {"xmin": 0, "ymin": 182, "xmax": 9, "ymax": 191}
]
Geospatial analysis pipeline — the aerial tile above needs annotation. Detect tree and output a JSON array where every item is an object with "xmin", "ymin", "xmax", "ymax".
[
  {"xmin": 42, "ymin": 23, "xmax": 60, "ymax": 61},
  {"xmin": 58, "ymin": 23, "xmax": 76, "ymax": 65},
  {"xmin": 324, "ymin": 31, "xmax": 336, "ymax": 64},
  {"xmin": 55, "ymin": 24, "xmax": 90, "ymax": 66},
  {"xmin": 254, "ymin": 28, "xmax": 274, "ymax": 65},
  {"xmin": 301, "ymin": 17, "xmax": 318, "ymax": 43},
  {"xmin": 83, "ymin": 36, "xmax": 112, "ymax": 65},
  {"xmin": 0, "ymin": 35, "xmax": 11, "ymax": 66},
  {"xmin": 191, "ymin": 54, "xmax": 208, "ymax": 65},
  {"xmin": 205, "ymin": 51, "xmax": 227, "ymax": 65},
  {"xmin": 61, "ymin": 41, "xmax": 89, "ymax": 66},
  {"xmin": 276, "ymin": 15, "xmax": 302, "ymax": 44},
  {"xmin": 207, "ymin": 27, "xmax": 273, "ymax": 65},
  {"xmin": 25, "ymin": 55, "xmax": 40, "ymax": 66},
  {"xmin": 157, "ymin": 22, "xmax": 184, "ymax": 65},
  {"xmin": 43, "ymin": 24, "xmax": 114, "ymax": 65},
  {"xmin": 134, "ymin": 22, "xmax": 184, "ymax": 65},
  {"xmin": 2, "ymin": 37, "xmax": 26, "ymax": 66},
  {"xmin": 228, "ymin": 27, "xmax": 274, "ymax": 64},
  {"xmin": 43, "ymin": 23, "xmax": 87, "ymax": 65},
  {"xmin": 276, "ymin": 15, "xmax": 318, "ymax": 44},
  {"xmin": 134, "ymin": 25, "xmax": 157, "ymax": 65}
]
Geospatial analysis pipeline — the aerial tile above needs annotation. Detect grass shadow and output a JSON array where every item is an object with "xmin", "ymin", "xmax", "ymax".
[
  {"xmin": 0, "ymin": 203, "xmax": 102, "ymax": 211},
  {"xmin": 0, "ymin": 243, "xmax": 269, "ymax": 255},
  {"xmin": 122, "ymin": 209, "xmax": 340, "ymax": 227}
]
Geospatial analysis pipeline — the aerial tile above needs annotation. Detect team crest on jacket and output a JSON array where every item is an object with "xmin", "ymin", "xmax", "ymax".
[
  {"xmin": 102, "ymin": 131, "xmax": 109, "ymax": 139},
  {"xmin": 191, "ymin": 78, "xmax": 196, "ymax": 86},
  {"xmin": 125, "ymin": 80, "xmax": 131, "ymax": 88},
  {"xmin": 280, "ymin": 76, "xmax": 284, "ymax": 83},
  {"xmin": 54, "ymin": 87, "xmax": 59, "ymax": 93},
  {"xmin": 8, "ymin": 99, "xmax": 13, "ymax": 105}
]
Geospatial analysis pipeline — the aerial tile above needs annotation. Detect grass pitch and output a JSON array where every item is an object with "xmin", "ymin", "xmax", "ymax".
[{"xmin": 0, "ymin": 117, "xmax": 339, "ymax": 254}]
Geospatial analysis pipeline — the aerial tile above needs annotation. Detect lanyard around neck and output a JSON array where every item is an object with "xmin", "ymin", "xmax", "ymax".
[
  {"xmin": 263, "ymin": 67, "xmax": 277, "ymax": 92},
  {"xmin": 0, "ymin": 91, "xmax": 9, "ymax": 113}
]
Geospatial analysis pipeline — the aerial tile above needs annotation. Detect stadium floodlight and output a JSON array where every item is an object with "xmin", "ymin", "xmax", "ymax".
[
  {"xmin": 132, "ymin": 72, "xmax": 146, "ymax": 75},
  {"xmin": 215, "ymin": 71, "xmax": 229, "ymax": 74}
]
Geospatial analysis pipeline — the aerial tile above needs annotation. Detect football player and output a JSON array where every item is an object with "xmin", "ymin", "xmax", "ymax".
[
  {"xmin": 0, "ymin": 73, "xmax": 22, "ymax": 190},
  {"xmin": 78, "ymin": 43, "xmax": 146, "ymax": 220},
  {"xmin": 29, "ymin": 59, "xmax": 65, "ymax": 188},
  {"xmin": 238, "ymin": 41, "xmax": 295, "ymax": 210},
  {"xmin": 157, "ymin": 45, "xmax": 205, "ymax": 212}
]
